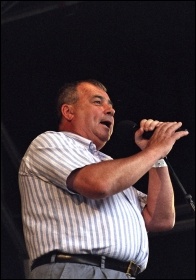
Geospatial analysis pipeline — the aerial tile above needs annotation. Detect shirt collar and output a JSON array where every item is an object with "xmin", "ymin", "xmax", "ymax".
[{"xmin": 62, "ymin": 131, "xmax": 98, "ymax": 154}]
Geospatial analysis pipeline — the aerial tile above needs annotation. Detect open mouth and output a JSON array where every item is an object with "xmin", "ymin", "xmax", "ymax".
[{"xmin": 100, "ymin": 121, "xmax": 112, "ymax": 129}]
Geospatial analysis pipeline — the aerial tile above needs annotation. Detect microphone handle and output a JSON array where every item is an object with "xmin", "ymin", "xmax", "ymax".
[{"xmin": 114, "ymin": 120, "xmax": 187, "ymax": 140}]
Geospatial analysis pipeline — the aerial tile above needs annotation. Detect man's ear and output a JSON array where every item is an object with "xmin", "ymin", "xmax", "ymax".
[{"xmin": 61, "ymin": 104, "xmax": 74, "ymax": 120}]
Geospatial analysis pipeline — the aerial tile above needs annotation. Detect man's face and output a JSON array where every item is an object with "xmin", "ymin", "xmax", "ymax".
[{"xmin": 72, "ymin": 82, "xmax": 115, "ymax": 149}]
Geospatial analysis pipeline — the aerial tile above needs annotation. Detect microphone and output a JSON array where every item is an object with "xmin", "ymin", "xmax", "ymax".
[
  {"xmin": 114, "ymin": 120, "xmax": 187, "ymax": 140},
  {"xmin": 114, "ymin": 120, "xmax": 152, "ymax": 139}
]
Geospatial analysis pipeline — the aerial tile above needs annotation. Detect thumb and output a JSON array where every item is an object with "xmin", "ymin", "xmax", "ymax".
[{"xmin": 135, "ymin": 127, "xmax": 144, "ymax": 139}]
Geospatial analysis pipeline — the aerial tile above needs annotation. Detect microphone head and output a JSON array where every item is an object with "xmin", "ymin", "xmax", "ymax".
[
  {"xmin": 114, "ymin": 120, "xmax": 157, "ymax": 140},
  {"xmin": 103, "ymin": 119, "xmax": 142, "ymax": 158},
  {"xmin": 114, "ymin": 120, "xmax": 138, "ymax": 138}
]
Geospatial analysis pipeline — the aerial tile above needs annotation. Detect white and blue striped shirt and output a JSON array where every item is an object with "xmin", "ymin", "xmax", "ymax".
[{"xmin": 18, "ymin": 131, "xmax": 149, "ymax": 271}]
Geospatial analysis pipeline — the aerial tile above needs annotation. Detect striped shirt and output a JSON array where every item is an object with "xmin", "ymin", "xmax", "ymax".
[{"xmin": 18, "ymin": 131, "xmax": 149, "ymax": 271}]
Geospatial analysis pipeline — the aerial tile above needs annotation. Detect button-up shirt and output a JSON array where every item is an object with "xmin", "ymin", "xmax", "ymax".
[{"xmin": 18, "ymin": 131, "xmax": 148, "ymax": 272}]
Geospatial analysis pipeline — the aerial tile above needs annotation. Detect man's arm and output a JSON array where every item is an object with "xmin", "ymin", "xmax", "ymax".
[
  {"xmin": 67, "ymin": 121, "xmax": 188, "ymax": 231},
  {"xmin": 142, "ymin": 166, "xmax": 175, "ymax": 232}
]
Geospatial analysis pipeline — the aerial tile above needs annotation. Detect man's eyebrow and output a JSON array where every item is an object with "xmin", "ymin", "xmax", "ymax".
[{"xmin": 92, "ymin": 95, "xmax": 114, "ymax": 106}]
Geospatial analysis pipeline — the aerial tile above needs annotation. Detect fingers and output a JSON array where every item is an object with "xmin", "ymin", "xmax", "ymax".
[
  {"xmin": 160, "ymin": 122, "xmax": 189, "ymax": 138},
  {"xmin": 140, "ymin": 119, "xmax": 163, "ymax": 131},
  {"xmin": 136, "ymin": 119, "xmax": 189, "ymax": 156},
  {"xmin": 139, "ymin": 119, "xmax": 189, "ymax": 138}
]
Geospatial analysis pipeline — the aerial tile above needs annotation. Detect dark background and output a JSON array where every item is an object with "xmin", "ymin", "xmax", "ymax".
[{"xmin": 1, "ymin": 1, "xmax": 195, "ymax": 279}]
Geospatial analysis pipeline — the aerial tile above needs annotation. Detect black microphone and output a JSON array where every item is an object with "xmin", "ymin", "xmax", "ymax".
[
  {"xmin": 114, "ymin": 120, "xmax": 187, "ymax": 140},
  {"xmin": 114, "ymin": 120, "xmax": 152, "ymax": 139}
]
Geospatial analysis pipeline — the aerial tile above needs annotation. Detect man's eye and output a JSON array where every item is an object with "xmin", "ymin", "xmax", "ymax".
[{"xmin": 94, "ymin": 100, "xmax": 101, "ymax": 104}]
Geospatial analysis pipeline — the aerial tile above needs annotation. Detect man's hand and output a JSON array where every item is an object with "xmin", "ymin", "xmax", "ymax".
[{"xmin": 135, "ymin": 119, "xmax": 189, "ymax": 158}]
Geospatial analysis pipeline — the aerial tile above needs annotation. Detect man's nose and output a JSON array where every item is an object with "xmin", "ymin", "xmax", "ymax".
[{"xmin": 105, "ymin": 104, "xmax": 115, "ymax": 116}]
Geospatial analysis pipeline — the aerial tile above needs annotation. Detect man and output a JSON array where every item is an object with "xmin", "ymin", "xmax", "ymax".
[{"xmin": 18, "ymin": 79, "xmax": 189, "ymax": 279}]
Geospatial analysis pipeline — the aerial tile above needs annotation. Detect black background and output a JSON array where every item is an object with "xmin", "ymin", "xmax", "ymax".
[{"xmin": 1, "ymin": 1, "xmax": 195, "ymax": 279}]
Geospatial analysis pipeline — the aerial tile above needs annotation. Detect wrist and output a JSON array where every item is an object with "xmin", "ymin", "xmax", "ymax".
[{"xmin": 152, "ymin": 159, "xmax": 167, "ymax": 168}]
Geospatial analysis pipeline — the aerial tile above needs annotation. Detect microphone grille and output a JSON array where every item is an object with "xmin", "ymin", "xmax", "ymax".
[{"xmin": 114, "ymin": 120, "xmax": 137, "ymax": 137}]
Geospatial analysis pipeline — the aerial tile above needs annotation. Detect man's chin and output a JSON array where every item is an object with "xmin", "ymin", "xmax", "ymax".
[{"xmin": 100, "ymin": 135, "xmax": 111, "ymax": 143}]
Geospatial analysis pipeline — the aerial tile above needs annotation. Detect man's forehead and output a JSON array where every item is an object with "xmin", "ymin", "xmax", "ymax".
[
  {"xmin": 77, "ymin": 82, "xmax": 113, "ymax": 104},
  {"xmin": 78, "ymin": 83, "xmax": 108, "ymax": 96},
  {"xmin": 78, "ymin": 82, "xmax": 104, "ymax": 91}
]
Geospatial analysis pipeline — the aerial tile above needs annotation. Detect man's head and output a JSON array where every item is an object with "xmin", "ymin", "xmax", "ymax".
[{"xmin": 57, "ymin": 79, "xmax": 115, "ymax": 150}]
